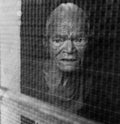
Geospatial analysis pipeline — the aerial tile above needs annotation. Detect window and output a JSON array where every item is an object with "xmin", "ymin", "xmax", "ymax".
[
  {"xmin": 20, "ymin": 0, "xmax": 120, "ymax": 123},
  {"xmin": 1, "ymin": 0, "xmax": 120, "ymax": 124}
]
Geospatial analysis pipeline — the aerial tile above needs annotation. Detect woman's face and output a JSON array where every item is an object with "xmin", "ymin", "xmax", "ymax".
[{"xmin": 49, "ymin": 22, "xmax": 88, "ymax": 72}]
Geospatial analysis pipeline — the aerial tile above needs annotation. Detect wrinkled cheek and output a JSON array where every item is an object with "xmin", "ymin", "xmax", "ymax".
[
  {"xmin": 77, "ymin": 48, "xmax": 86, "ymax": 62},
  {"xmin": 49, "ymin": 45, "xmax": 59, "ymax": 61}
]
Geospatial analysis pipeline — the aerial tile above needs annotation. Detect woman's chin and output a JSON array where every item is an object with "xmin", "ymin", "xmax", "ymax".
[{"xmin": 57, "ymin": 64, "xmax": 79, "ymax": 72}]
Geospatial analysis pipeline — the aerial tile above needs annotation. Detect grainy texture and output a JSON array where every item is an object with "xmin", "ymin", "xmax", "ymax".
[
  {"xmin": 1, "ymin": 0, "xmax": 119, "ymax": 124},
  {"xmin": 21, "ymin": 0, "xmax": 120, "ymax": 124}
]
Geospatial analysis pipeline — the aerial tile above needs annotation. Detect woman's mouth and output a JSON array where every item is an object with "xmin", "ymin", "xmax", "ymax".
[{"xmin": 60, "ymin": 58, "xmax": 77, "ymax": 61}]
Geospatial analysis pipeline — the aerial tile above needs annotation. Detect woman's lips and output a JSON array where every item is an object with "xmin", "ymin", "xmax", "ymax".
[
  {"xmin": 60, "ymin": 58, "xmax": 77, "ymax": 62},
  {"xmin": 61, "ymin": 59, "xmax": 76, "ymax": 61}
]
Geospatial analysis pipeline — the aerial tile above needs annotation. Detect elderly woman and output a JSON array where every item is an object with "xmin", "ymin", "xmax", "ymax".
[
  {"xmin": 42, "ymin": 2, "xmax": 90, "ymax": 111},
  {"xmin": 22, "ymin": 2, "xmax": 120, "ymax": 124}
]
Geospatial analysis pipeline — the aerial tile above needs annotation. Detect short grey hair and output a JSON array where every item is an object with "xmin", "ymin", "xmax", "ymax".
[{"xmin": 46, "ymin": 3, "xmax": 90, "ymax": 37}]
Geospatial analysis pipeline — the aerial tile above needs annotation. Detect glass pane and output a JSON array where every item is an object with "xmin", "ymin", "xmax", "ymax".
[{"xmin": 20, "ymin": 0, "xmax": 120, "ymax": 123}]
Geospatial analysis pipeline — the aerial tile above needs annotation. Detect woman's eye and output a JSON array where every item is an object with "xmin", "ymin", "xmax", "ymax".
[
  {"xmin": 53, "ymin": 39, "xmax": 63, "ymax": 43},
  {"xmin": 74, "ymin": 38, "xmax": 83, "ymax": 43}
]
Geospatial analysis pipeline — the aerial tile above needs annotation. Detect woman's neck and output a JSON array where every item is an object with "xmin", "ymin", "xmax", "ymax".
[{"xmin": 43, "ymin": 60, "xmax": 80, "ymax": 88}]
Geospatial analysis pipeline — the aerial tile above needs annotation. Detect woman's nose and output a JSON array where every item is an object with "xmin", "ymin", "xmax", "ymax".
[{"xmin": 64, "ymin": 40, "xmax": 75, "ymax": 53}]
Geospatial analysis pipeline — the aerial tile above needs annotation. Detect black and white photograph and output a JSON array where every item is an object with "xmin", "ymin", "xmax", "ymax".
[{"xmin": 0, "ymin": 0, "xmax": 120, "ymax": 124}]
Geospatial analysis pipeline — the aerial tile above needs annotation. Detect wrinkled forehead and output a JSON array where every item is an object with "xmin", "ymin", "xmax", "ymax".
[
  {"xmin": 51, "ymin": 20, "xmax": 85, "ymax": 37},
  {"xmin": 46, "ymin": 3, "xmax": 88, "ymax": 37}
]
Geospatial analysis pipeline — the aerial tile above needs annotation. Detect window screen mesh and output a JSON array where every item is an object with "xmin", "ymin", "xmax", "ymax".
[
  {"xmin": 21, "ymin": 116, "xmax": 35, "ymax": 124},
  {"xmin": 20, "ymin": 0, "xmax": 120, "ymax": 124}
]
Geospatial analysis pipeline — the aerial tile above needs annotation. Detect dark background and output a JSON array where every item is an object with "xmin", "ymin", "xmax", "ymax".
[{"xmin": 20, "ymin": 0, "xmax": 120, "ymax": 123}]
